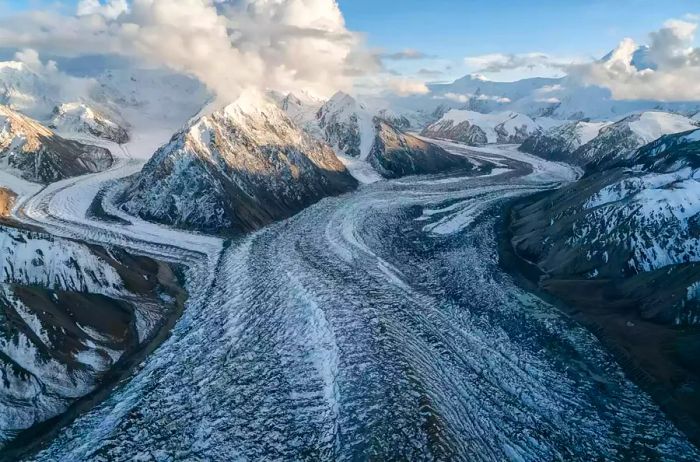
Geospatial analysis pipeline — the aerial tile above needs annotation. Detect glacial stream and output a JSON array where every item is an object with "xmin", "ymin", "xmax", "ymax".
[{"xmin": 14, "ymin": 144, "xmax": 700, "ymax": 461}]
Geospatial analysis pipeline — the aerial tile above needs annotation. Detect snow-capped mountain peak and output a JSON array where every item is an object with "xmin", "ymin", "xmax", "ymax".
[
  {"xmin": 50, "ymin": 102, "xmax": 129, "ymax": 143},
  {"xmin": 118, "ymin": 93, "xmax": 357, "ymax": 234},
  {"xmin": 0, "ymin": 104, "xmax": 113, "ymax": 183},
  {"xmin": 317, "ymin": 91, "xmax": 376, "ymax": 160}
]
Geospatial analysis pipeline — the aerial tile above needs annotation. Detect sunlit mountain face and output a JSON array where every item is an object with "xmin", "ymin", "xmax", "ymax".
[{"xmin": 0, "ymin": 1, "xmax": 699, "ymax": 460}]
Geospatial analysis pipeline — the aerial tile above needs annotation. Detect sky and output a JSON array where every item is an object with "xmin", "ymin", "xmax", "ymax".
[
  {"xmin": 0, "ymin": 0, "xmax": 699, "ymax": 100},
  {"xmin": 338, "ymin": 0, "xmax": 700, "ymax": 81},
  {"xmin": 4, "ymin": 1, "xmax": 698, "ymax": 67}
]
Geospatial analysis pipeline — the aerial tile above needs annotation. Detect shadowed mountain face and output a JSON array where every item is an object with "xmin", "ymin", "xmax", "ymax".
[
  {"xmin": 508, "ymin": 129, "xmax": 700, "ymax": 444},
  {"xmin": 369, "ymin": 119, "xmax": 474, "ymax": 179},
  {"xmin": 0, "ymin": 105, "xmax": 113, "ymax": 184},
  {"xmin": 118, "ymin": 95, "xmax": 358, "ymax": 235}
]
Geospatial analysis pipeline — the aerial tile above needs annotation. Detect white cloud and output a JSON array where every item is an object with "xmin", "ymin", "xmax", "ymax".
[
  {"xmin": 439, "ymin": 92, "xmax": 511, "ymax": 104},
  {"xmin": 386, "ymin": 78, "xmax": 430, "ymax": 96},
  {"xmin": 569, "ymin": 18, "xmax": 700, "ymax": 101},
  {"xmin": 77, "ymin": 0, "xmax": 129, "ymax": 19},
  {"xmin": 464, "ymin": 52, "xmax": 555, "ymax": 73},
  {"xmin": 4, "ymin": 49, "xmax": 98, "ymax": 117},
  {"xmin": 0, "ymin": 0, "xmax": 379, "ymax": 102},
  {"xmin": 381, "ymin": 49, "xmax": 434, "ymax": 61}
]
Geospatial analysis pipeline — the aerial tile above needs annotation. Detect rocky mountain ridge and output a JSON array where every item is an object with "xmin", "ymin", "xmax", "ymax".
[{"xmin": 0, "ymin": 105, "xmax": 113, "ymax": 184}]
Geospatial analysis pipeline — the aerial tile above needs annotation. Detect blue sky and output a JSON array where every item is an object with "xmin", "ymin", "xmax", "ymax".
[
  {"xmin": 2, "ymin": 0, "xmax": 699, "ymax": 82},
  {"xmin": 337, "ymin": 0, "xmax": 700, "ymax": 80}
]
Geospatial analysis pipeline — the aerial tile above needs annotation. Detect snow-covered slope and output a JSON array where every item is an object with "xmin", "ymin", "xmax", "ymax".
[
  {"xmin": 519, "ymin": 121, "xmax": 611, "ymax": 161},
  {"xmin": 316, "ymin": 91, "xmax": 376, "ymax": 159},
  {"xmin": 49, "ymin": 102, "xmax": 129, "ymax": 144},
  {"xmin": 421, "ymin": 110, "xmax": 542, "ymax": 145},
  {"xmin": 118, "ymin": 93, "xmax": 357, "ymax": 234},
  {"xmin": 0, "ymin": 223, "xmax": 182, "ymax": 447},
  {"xmin": 571, "ymin": 111, "xmax": 699, "ymax": 167},
  {"xmin": 511, "ymin": 129, "xmax": 700, "ymax": 324},
  {"xmin": 278, "ymin": 91, "xmax": 324, "ymax": 133},
  {"xmin": 0, "ymin": 105, "xmax": 113, "ymax": 183}
]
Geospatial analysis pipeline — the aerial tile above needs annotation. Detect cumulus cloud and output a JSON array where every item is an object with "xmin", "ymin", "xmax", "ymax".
[
  {"xmin": 0, "ymin": 0, "xmax": 379, "ymax": 102},
  {"xmin": 6, "ymin": 49, "xmax": 98, "ymax": 117},
  {"xmin": 386, "ymin": 78, "xmax": 430, "ymax": 96},
  {"xmin": 569, "ymin": 19, "xmax": 700, "ymax": 101}
]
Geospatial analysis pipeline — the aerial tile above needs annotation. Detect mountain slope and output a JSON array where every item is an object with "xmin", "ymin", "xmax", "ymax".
[
  {"xmin": 0, "ymin": 105, "xmax": 113, "ymax": 183},
  {"xmin": 368, "ymin": 120, "xmax": 474, "ymax": 178},
  {"xmin": 49, "ymin": 103, "xmax": 129, "ymax": 144},
  {"xmin": 316, "ymin": 91, "xmax": 376, "ymax": 159},
  {"xmin": 519, "ymin": 121, "xmax": 611, "ymax": 161},
  {"xmin": 508, "ymin": 128, "xmax": 700, "ymax": 445},
  {"xmin": 421, "ymin": 110, "xmax": 541, "ymax": 145},
  {"xmin": 0, "ymin": 223, "xmax": 183, "ymax": 448},
  {"xmin": 118, "ymin": 94, "xmax": 357, "ymax": 234},
  {"xmin": 571, "ymin": 112, "xmax": 699, "ymax": 167}
]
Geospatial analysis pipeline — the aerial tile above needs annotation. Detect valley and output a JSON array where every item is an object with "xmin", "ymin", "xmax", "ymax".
[{"xmin": 2, "ymin": 141, "xmax": 697, "ymax": 460}]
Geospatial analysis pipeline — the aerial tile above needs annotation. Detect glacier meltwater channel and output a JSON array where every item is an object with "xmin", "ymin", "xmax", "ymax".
[{"xmin": 12, "ymin": 143, "xmax": 699, "ymax": 461}]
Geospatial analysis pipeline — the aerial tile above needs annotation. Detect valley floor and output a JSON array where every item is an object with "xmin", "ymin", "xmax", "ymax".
[{"xmin": 7, "ymin": 143, "xmax": 699, "ymax": 460}]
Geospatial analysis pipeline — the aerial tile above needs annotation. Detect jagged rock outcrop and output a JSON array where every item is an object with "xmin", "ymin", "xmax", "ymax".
[
  {"xmin": 316, "ymin": 91, "xmax": 376, "ymax": 159},
  {"xmin": 0, "ymin": 188, "xmax": 15, "ymax": 217}
]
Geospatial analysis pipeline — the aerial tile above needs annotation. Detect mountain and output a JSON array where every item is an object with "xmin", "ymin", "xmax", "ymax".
[
  {"xmin": 511, "ymin": 128, "xmax": 700, "ymax": 298},
  {"xmin": 0, "ymin": 105, "xmax": 113, "ymax": 183},
  {"xmin": 377, "ymin": 66, "xmax": 700, "ymax": 126},
  {"xmin": 368, "ymin": 119, "xmax": 474, "ymax": 179},
  {"xmin": 508, "ymin": 129, "xmax": 700, "ymax": 440},
  {"xmin": 289, "ymin": 91, "xmax": 470, "ymax": 182},
  {"xmin": 316, "ymin": 91, "xmax": 376, "ymax": 159},
  {"xmin": 117, "ymin": 93, "xmax": 357, "ymax": 234},
  {"xmin": 0, "ymin": 58, "xmax": 211, "ymax": 159},
  {"xmin": 600, "ymin": 43, "xmax": 655, "ymax": 71},
  {"xmin": 0, "ymin": 222, "xmax": 182, "ymax": 447},
  {"xmin": 278, "ymin": 91, "xmax": 324, "ymax": 131},
  {"xmin": 421, "ymin": 109, "xmax": 543, "ymax": 145},
  {"xmin": 49, "ymin": 102, "xmax": 129, "ymax": 144},
  {"xmin": 570, "ymin": 111, "xmax": 699, "ymax": 167},
  {"xmin": 519, "ymin": 121, "xmax": 611, "ymax": 161}
]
